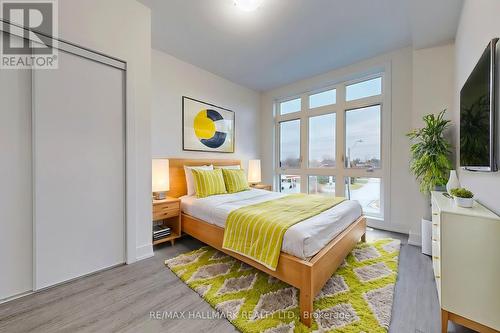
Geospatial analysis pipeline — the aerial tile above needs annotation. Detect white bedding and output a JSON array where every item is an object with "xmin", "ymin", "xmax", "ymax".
[{"xmin": 181, "ymin": 189, "xmax": 362, "ymax": 259}]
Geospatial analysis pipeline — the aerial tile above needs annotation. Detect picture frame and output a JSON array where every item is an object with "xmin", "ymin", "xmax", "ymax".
[{"xmin": 182, "ymin": 96, "xmax": 235, "ymax": 153}]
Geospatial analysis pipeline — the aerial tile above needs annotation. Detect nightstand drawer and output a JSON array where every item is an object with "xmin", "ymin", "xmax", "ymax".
[
  {"xmin": 153, "ymin": 207, "xmax": 179, "ymax": 221},
  {"xmin": 154, "ymin": 201, "xmax": 179, "ymax": 212}
]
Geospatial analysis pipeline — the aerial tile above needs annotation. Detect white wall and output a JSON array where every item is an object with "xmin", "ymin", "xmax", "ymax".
[
  {"xmin": 0, "ymin": 68, "xmax": 32, "ymax": 300},
  {"xmin": 58, "ymin": 0, "xmax": 152, "ymax": 261},
  {"xmin": 454, "ymin": 0, "xmax": 500, "ymax": 215},
  {"xmin": 261, "ymin": 47, "xmax": 423, "ymax": 234},
  {"xmin": 151, "ymin": 49, "xmax": 261, "ymax": 167},
  {"xmin": 409, "ymin": 44, "xmax": 455, "ymax": 242},
  {"xmin": 412, "ymin": 44, "xmax": 455, "ymax": 129}
]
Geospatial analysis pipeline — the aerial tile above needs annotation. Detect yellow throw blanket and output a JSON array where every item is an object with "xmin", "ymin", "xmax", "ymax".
[{"xmin": 222, "ymin": 194, "xmax": 346, "ymax": 270}]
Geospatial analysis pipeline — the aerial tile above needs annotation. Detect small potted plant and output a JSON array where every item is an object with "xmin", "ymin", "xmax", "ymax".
[{"xmin": 450, "ymin": 188, "xmax": 474, "ymax": 208}]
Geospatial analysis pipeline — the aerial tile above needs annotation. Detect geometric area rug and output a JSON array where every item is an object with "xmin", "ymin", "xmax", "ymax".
[{"xmin": 165, "ymin": 239, "xmax": 401, "ymax": 333}]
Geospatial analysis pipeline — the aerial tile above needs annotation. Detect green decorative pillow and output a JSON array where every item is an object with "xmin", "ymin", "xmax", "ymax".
[
  {"xmin": 222, "ymin": 169, "xmax": 250, "ymax": 194},
  {"xmin": 191, "ymin": 168, "xmax": 227, "ymax": 198}
]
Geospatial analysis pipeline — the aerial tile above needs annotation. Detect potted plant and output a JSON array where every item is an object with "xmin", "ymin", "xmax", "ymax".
[
  {"xmin": 407, "ymin": 110, "xmax": 452, "ymax": 255},
  {"xmin": 450, "ymin": 188, "xmax": 474, "ymax": 208}
]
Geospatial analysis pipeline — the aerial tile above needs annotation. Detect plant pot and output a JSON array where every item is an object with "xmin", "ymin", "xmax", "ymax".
[
  {"xmin": 454, "ymin": 196, "xmax": 474, "ymax": 208},
  {"xmin": 421, "ymin": 218, "xmax": 432, "ymax": 256},
  {"xmin": 434, "ymin": 185, "xmax": 446, "ymax": 192}
]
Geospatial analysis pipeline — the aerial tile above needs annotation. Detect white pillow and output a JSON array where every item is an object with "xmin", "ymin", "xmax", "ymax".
[
  {"xmin": 184, "ymin": 165, "xmax": 213, "ymax": 196},
  {"xmin": 215, "ymin": 165, "xmax": 241, "ymax": 170}
]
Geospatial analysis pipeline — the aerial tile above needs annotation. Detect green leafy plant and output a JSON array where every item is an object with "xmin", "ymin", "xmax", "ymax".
[
  {"xmin": 407, "ymin": 110, "xmax": 452, "ymax": 194},
  {"xmin": 450, "ymin": 188, "xmax": 474, "ymax": 198}
]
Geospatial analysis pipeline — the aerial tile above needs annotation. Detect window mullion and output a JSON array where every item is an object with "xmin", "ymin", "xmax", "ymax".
[{"xmin": 336, "ymin": 84, "xmax": 346, "ymax": 198}]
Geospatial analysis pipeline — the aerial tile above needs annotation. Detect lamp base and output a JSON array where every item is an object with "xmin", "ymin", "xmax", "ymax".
[{"xmin": 153, "ymin": 191, "xmax": 167, "ymax": 200}]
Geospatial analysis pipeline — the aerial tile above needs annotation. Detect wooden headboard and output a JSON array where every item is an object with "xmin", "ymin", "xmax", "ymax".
[{"xmin": 168, "ymin": 158, "xmax": 242, "ymax": 198}]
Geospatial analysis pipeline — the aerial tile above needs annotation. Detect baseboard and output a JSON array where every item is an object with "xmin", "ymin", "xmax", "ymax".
[
  {"xmin": 367, "ymin": 220, "xmax": 409, "ymax": 235},
  {"xmin": 0, "ymin": 290, "xmax": 33, "ymax": 305},
  {"xmin": 136, "ymin": 243, "xmax": 154, "ymax": 261},
  {"xmin": 408, "ymin": 231, "xmax": 422, "ymax": 247}
]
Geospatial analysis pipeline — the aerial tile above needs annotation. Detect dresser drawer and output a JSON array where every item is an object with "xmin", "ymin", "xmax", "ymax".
[
  {"xmin": 432, "ymin": 223, "xmax": 440, "ymax": 242},
  {"xmin": 435, "ymin": 275, "xmax": 441, "ymax": 304},
  {"xmin": 432, "ymin": 244, "xmax": 441, "ymax": 304},
  {"xmin": 431, "ymin": 198, "xmax": 438, "ymax": 214},
  {"xmin": 432, "ymin": 255, "xmax": 441, "ymax": 276},
  {"xmin": 432, "ymin": 239, "xmax": 440, "ymax": 258},
  {"xmin": 431, "ymin": 212, "xmax": 440, "ymax": 226}
]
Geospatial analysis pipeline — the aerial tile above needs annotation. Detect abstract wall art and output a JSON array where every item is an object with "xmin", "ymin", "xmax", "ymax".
[{"xmin": 182, "ymin": 97, "xmax": 235, "ymax": 153}]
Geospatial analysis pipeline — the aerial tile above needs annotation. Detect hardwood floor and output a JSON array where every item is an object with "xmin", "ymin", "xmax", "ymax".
[{"xmin": 0, "ymin": 229, "xmax": 474, "ymax": 333}]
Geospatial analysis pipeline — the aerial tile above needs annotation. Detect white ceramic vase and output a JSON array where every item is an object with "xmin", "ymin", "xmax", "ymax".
[
  {"xmin": 446, "ymin": 170, "xmax": 460, "ymax": 194},
  {"xmin": 454, "ymin": 196, "xmax": 474, "ymax": 208}
]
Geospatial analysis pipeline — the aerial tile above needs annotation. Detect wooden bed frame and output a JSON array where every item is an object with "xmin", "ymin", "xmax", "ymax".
[{"xmin": 168, "ymin": 158, "xmax": 367, "ymax": 327}]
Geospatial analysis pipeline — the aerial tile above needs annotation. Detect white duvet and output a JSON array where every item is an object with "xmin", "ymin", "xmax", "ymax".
[{"xmin": 181, "ymin": 189, "xmax": 362, "ymax": 259}]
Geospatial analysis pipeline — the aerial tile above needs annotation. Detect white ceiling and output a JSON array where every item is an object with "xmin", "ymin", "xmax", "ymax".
[{"xmin": 139, "ymin": 0, "xmax": 463, "ymax": 91}]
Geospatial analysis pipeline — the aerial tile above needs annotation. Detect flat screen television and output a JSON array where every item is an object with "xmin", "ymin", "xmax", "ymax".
[{"xmin": 460, "ymin": 38, "xmax": 499, "ymax": 172}]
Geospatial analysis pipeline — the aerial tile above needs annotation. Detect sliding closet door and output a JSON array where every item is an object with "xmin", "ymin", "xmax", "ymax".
[
  {"xmin": 33, "ymin": 50, "xmax": 126, "ymax": 289},
  {"xmin": 0, "ymin": 33, "xmax": 33, "ymax": 299}
]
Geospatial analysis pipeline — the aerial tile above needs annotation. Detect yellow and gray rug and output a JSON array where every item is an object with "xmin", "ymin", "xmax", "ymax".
[{"xmin": 165, "ymin": 238, "xmax": 400, "ymax": 333}]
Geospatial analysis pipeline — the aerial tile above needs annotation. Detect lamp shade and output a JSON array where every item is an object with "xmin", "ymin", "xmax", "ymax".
[
  {"xmin": 247, "ymin": 159, "xmax": 261, "ymax": 183},
  {"xmin": 152, "ymin": 159, "xmax": 170, "ymax": 192}
]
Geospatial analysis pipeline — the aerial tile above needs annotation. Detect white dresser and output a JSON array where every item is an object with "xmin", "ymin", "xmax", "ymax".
[{"xmin": 431, "ymin": 191, "xmax": 500, "ymax": 333}]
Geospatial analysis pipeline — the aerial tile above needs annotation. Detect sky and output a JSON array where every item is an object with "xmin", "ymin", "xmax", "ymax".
[{"xmin": 309, "ymin": 113, "xmax": 335, "ymax": 163}]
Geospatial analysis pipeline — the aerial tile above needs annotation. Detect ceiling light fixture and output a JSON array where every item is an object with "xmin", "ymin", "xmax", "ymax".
[{"xmin": 234, "ymin": 0, "xmax": 264, "ymax": 12}]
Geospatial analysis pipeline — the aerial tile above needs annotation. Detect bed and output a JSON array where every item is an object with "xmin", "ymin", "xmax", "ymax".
[{"xmin": 168, "ymin": 158, "xmax": 367, "ymax": 327}]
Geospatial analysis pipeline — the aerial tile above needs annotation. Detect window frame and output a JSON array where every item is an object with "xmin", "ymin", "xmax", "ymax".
[
  {"xmin": 308, "ymin": 87, "xmax": 337, "ymax": 109},
  {"xmin": 345, "ymin": 76, "xmax": 383, "ymax": 102},
  {"xmin": 278, "ymin": 96, "xmax": 302, "ymax": 116},
  {"xmin": 273, "ymin": 70, "xmax": 391, "ymax": 224}
]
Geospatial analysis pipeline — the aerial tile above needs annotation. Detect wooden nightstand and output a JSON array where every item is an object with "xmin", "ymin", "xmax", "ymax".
[
  {"xmin": 152, "ymin": 197, "xmax": 181, "ymax": 246},
  {"xmin": 250, "ymin": 184, "xmax": 272, "ymax": 191}
]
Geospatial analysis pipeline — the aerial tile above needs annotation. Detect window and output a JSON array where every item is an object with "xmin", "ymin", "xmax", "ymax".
[
  {"xmin": 345, "ymin": 105, "xmax": 381, "ymax": 169},
  {"xmin": 274, "ymin": 72, "xmax": 386, "ymax": 219},
  {"xmin": 279, "ymin": 120, "xmax": 300, "ymax": 169},
  {"xmin": 345, "ymin": 177, "xmax": 381, "ymax": 216},
  {"xmin": 309, "ymin": 89, "xmax": 336, "ymax": 108},
  {"xmin": 309, "ymin": 175, "xmax": 335, "ymax": 196},
  {"xmin": 346, "ymin": 77, "xmax": 382, "ymax": 101},
  {"xmin": 280, "ymin": 175, "xmax": 301, "ymax": 194},
  {"xmin": 279, "ymin": 98, "xmax": 301, "ymax": 115},
  {"xmin": 309, "ymin": 113, "xmax": 335, "ymax": 168}
]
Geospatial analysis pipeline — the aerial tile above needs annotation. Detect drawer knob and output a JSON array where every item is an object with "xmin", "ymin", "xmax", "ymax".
[{"xmin": 433, "ymin": 256, "xmax": 440, "ymax": 260}]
